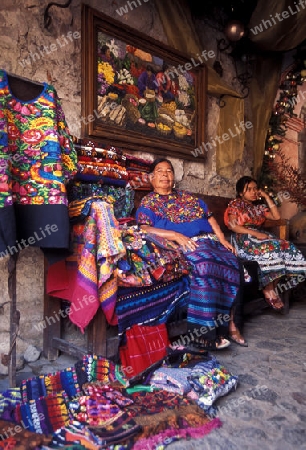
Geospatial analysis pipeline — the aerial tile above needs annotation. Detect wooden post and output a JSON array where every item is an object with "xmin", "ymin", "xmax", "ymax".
[
  {"xmin": 7, "ymin": 254, "xmax": 19, "ymax": 388},
  {"xmin": 43, "ymin": 258, "xmax": 61, "ymax": 361}
]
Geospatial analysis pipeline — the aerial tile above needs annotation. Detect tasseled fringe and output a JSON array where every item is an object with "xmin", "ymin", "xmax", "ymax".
[{"xmin": 132, "ymin": 418, "xmax": 222, "ymax": 450}]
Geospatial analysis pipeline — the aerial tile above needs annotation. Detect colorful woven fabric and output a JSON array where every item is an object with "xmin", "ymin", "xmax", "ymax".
[
  {"xmin": 69, "ymin": 394, "xmax": 122, "ymax": 426},
  {"xmin": 184, "ymin": 237, "xmax": 240, "ymax": 340},
  {"xmin": 125, "ymin": 153, "xmax": 151, "ymax": 171},
  {"xmin": 0, "ymin": 389, "xmax": 22, "ymax": 422},
  {"xmin": 188, "ymin": 356, "xmax": 238, "ymax": 412},
  {"xmin": 149, "ymin": 367, "xmax": 193, "ymax": 395},
  {"xmin": 136, "ymin": 190, "xmax": 213, "ymax": 233},
  {"xmin": 127, "ymin": 170, "xmax": 151, "ymax": 190},
  {"xmin": 117, "ymin": 228, "xmax": 191, "ymax": 287},
  {"xmin": 132, "ymin": 411, "xmax": 222, "ymax": 450},
  {"xmin": 127, "ymin": 388, "xmax": 191, "ymax": 417},
  {"xmin": 68, "ymin": 195, "xmax": 116, "ymax": 223},
  {"xmin": 0, "ymin": 70, "xmax": 77, "ymax": 253},
  {"xmin": 75, "ymin": 173, "xmax": 128, "ymax": 186},
  {"xmin": 0, "ymin": 389, "xmax": 21, "ymax": 412},
  {"xmin": 67, "ymin": 181, "xmax": 135, "ymax": 219},
  {"xmin": 0, "ymin": 419, "xmax": 52, "ymax": 448},
  {"xmin": 0, "ymin": 69, "xmax": 77, "ymax": 209},
  {"xmin": 225, "ymin": 197, "xmax": 306, "ymax": 289},
  {"xmin": 68, "ymin": 384, "xmax": 134, "ymax": 426},
  {"xmin": 82, "ymin": 355, "xmax": 118, "ymax": 384},
  {"xmin": 125, "ymin": 153, "xmax": 152, "ymax": 190},
  {"xmin": 82, "ymin": 383, "xmax": 134, "ymax": 407},
  {"xmin": 20, "ymin": 367, "xmax": 80, "ymax": 402},
  {"xmin": 69, "ymin": 200, "xmax": 126, "ymax": 331},
  {"xmin": 52, "ymin": 412, "xmax": 141, "ymax": 448},
  {"xmin": 75, "ymin": 140, "xmax": 126, "ymax": 164},
  {"xmin": 125, "ymin": 390, "xmax": 222, "ymax": 449},
  {"xmin": 119, "ymin": 323, "xmax": 170, "ymax": 378},
  {"xmin": 116, "ymin": 276, "xmax": 190, "ymax": 336},
  {"xmin": 87, "ymin": 410, "xmax": 142, "ymax": 447},
  {"xmin": 14, "ymin": 392, "xmax": 70, "ymax": 435},
  {"xmin": 47, "ymin": 200, "xmax": 126, "ymax": 332},
  {"xmin": 77, "ymin": 160, "xmax": 129, "ymax": 181}
]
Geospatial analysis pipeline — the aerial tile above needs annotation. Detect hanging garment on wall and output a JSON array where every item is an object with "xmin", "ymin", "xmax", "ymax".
[{"xmin": 0, "ymin": 69, "xmax": 77, "ymax": 255}]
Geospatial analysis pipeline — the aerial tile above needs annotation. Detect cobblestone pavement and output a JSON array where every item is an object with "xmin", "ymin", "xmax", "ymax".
[
  {"xmin": 168, "ymin": 295, "xmax": 306, "ymax": 450},
  {"xmin": 0, "ymin": 296, "xmax": 305, "ymax": 450}
]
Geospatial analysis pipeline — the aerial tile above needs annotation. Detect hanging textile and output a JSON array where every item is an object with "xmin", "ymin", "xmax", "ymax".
[
  {"xmin": 216, "ymin": 97, "xmax": 245, "ymax": 178},
  {"xmin": 125, "ymin": 153, "xmax": 152, "ymax": 190},
  {"xmin": 248, "ymin": 0, "xmax": 306, "ymax": 52},
  {"xmin": 0, "ymin": 69, "xmax": 77, "ymax": 255},
  {"xmin": 47, "ymin": 199, "xmax": 126, "ymax": 331}
]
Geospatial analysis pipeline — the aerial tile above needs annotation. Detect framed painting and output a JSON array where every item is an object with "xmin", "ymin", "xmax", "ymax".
[{"xmin": 81, "ymin": 5, "xmax": 207, "ymax": 160}]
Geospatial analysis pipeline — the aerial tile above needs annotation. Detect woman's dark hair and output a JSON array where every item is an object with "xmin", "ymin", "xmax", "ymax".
[
  {"xmin": 149, "ymin": 158, "xmax": 174, "ymax": 174},
  {"xmin": 101, "ymin": 44, "xmax": 110, "ymax": 54},
  {"xmin": 146, "ymin": 64, "xmax": 154, "ymax": 73},
  {"xmin": 236, "ymin": 176, "xmax": 257, "ymax": 197}
]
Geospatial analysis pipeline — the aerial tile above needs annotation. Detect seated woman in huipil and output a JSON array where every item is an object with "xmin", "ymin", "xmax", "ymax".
[
  {"xmin": 135, "ymin": 158, "xmax": 247, "ymax": 349},
  {"xmin": 224, "ymin": 176, "xmax": 306, "ymax": 311}
]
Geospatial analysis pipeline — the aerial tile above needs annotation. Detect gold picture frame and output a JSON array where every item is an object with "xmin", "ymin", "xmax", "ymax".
[{"xmin": 81, "ymin": 4, "xmax": 207, "ymax": 160}]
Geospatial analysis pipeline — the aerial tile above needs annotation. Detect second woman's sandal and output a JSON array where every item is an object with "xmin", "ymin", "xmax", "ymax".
[{"xmin": 264, "ymin": 295, "xmax": 284, "ymax": 312}]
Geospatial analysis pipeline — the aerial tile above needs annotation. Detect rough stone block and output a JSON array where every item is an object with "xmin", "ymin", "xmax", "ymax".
[{"xmin": 24, "ymin": 344, "xmax": 41, "ymax": 363}]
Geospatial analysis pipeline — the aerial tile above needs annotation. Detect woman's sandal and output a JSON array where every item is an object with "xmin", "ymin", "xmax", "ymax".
[
  {"xmin": 264, "ymin": 295, "xmax": 284, "ymax": 312},
  {"xmin": 228, "ymin": 331, "xmax": 248, "ymax": 347},
  {"xmin": 192, "ymin": 337, "xmax": 231, "ymax": 350}
]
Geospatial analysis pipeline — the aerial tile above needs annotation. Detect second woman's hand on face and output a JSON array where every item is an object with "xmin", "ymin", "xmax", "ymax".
[
  {"xmin": 175, "ymin": 232, "xmax": 198, "ymax": 252},
  {"xmin": 257, "ymin": 189, "xmax": 269, "ymax": 201}
]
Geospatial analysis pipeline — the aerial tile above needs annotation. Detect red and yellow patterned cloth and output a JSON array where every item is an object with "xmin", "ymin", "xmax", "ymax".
[{"xmin": 0, "ymin": 69, "xmax": 77, "ymax": 208}]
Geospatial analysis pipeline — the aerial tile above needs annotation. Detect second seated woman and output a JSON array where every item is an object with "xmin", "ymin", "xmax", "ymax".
[
  {"xmin": 224, "ymin": 176, "xmax": 306, "ymax": 311},
  {"xmin": 136, "ymin": 158, "xmax": 247, "ymax": 349}
]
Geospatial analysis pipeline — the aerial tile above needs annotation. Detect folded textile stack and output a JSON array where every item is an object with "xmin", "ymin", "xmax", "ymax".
[
  {"xmin": 125, "ymin": 153, "xmax": 152, "ymax": 190},
  {"xmin": 20, "ymin": 367, "xmax": 81, "ymax": 402},
  {"xmin": 68, "ymin": 140, "xmax": 136, "ymax": 219},
  {"xmin": 117, "ymin": 227, "xmax": 191, "ymax": 287},
  {"xmin": 0, "ymin": 354, "xmax": 239, "ymax": 449},
  {"xmin": 67, "ymin": 185, "xmax": 135, "ymax": 220},
  {"xmin": 75, "ymin": 143, "xmax": 129, "ymax": 186},
  {"xmin": 0, "ymin": 418, "xmax": 52, "ymax": 448}
]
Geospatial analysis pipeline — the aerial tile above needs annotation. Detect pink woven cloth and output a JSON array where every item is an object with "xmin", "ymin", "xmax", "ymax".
[{"xmin": 47, "ymin": 201, "xmax": 125, "ymax": 332}]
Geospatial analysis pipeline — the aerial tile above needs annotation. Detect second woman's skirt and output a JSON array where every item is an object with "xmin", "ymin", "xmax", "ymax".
[{"xmin": 233, "ymin": 230, "xmax": 306, "ymax": 289}]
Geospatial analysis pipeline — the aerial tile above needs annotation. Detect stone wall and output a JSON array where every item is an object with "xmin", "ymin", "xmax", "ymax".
[{"xmin": 0, "ymin": 0, "xmax": 252, "ymax": 370}]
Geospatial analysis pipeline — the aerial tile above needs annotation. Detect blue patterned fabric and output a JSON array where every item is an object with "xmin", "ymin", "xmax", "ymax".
[
  {"xmin": 188, "ymin": 356, "xmax": 238, "ymax": 412},
  {"xmin": 116, "ymin": 276, "xmax": 190, "ymax": 335},
  {"xmin": 184, "ymin": 237, "xmax": 240, "ymax": 340},
  {"xmin": 20, "ymin": 367, "xmax": 81, "ymax": 402}
]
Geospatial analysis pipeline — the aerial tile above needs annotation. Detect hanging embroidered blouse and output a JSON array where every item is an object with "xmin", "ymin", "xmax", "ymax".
[{"xmin": 0, "ymin": 69, "xmax": 77, "ymax": 253}]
